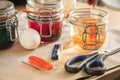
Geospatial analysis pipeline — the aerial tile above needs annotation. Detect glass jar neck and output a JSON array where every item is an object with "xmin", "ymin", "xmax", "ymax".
[
  {"xmin": 27, "ymin": 0, "xmax": 62, "ymax": 5},
  {"xmin": 27, "ymin": 13, "xmax": 64, "ymax": 22},
  {"xmin": 69, "ymin": 8, "xmax": 108, "ymax": 26},
  {"xmin": 26, "ymin": 0, "xmax": 64, "ymax": 14}
]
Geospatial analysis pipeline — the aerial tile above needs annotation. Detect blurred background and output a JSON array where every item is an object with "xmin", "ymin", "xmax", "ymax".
[
  {"xmin": 8, "ymin": 0, "xmax": 120, "ymax": 31},
  {"xmin": 8, "ymin": 0, "xmax": 103, "ymax": 5},
  {"xmin": 8, "ymin": 0, "xmax": 26, "ymax": 5},
  {"xmin": 8, "ymin": 0, "xmax": 120, "ymax": 11}
]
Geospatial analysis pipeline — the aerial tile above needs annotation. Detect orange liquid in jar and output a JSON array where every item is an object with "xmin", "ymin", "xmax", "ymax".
[{"xmin": 70, "ymin": 18, "xmax": 106, "ymax": 50}]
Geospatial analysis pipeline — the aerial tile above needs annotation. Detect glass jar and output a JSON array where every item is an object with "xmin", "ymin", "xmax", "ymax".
[
  {"xmin": 69, "ymin": 8, "xmax": 108, "ymax": 50},
  {"xmin": 0, "ymin": 1, "xmax": 18, "ymax": 50},
  {"xmin": 25, "ymin": 0, "xmax": 64, "ymax": 42}
]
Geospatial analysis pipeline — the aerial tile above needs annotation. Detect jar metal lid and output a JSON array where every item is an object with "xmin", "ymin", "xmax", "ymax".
[
  {"xmin": 0, "ymin": 1, "xmax": 17, "ymax": 21},
  {"xmin": 0, "ymin": 1, "xmax": 13, "ymax": 10}
]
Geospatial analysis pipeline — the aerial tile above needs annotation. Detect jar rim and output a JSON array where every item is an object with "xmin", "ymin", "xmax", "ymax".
[
  {"xmin": 27, "ymin": 0, "xmax": 62, "ymax": 5},
  {"xmin": 26, "ymin": 3, "xmax": 64, "ymax": 13},
  {"xmin": 0, "ymin": 11, "xmax": 17, "ymax": 20},
  {"xmin": 69, "ymin": 8, "xmax": 108, "ymax": 26},
  {"xmin": 0, "ymin": 16, "xmax": 17, "ymax": 28},
  {"xmin": 27, "ymin": 13, "xmax": 64, "ymax": 21},
  {"xmin": 69, "ymin": 8, "xmax": 108, "ymax": 18},
  {"xmin": 28, "ymin": 17, "xmax": 63, "ymax": 23}
]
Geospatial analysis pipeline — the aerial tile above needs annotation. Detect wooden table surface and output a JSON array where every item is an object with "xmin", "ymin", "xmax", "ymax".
[{"xmin": 0, "ymin": 1, "xmax": 120, "ymax": 80}]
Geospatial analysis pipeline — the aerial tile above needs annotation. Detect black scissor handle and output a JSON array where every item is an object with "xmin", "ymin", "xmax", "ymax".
[
  {"xmin": 65, "ymin": 55, "xmax": 88, "ymax": 73},
  {"xmin": 85, "ymin": 57, "xmax": 106, "ymax": 75},
  {"xmin": 65, "ymin": 52, "xmax": 98, "ymax": 73}
]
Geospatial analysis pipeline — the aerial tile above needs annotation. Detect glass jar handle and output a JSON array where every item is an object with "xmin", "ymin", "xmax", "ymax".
[
  {"xmin": 82, "ymin": 24, "xmax": 100, "ymax": 50},
  {"xmin": 39, "ymin": 17, "xmax": 52, "ymax": 37},
  {"xmin": 6, "ymin": 16, "xmax": 19, "ymax": 41},
  {"xmin": 38, "ymin": 9, "xmax": 53, "ymax": 37},
  {"xmin": 12, "ymin": 16, "xmax": 19, "ymax": 41}
]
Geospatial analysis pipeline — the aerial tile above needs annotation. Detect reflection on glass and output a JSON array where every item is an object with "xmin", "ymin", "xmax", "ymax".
[{"xmin": 63, "ymin": 0, "xmax": 77, "ymax": 18}]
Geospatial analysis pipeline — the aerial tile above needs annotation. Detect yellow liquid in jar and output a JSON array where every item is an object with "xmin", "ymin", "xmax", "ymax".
[{"xmin": 70, "ymin": 18, "xmax": 106, "ymax": 50}]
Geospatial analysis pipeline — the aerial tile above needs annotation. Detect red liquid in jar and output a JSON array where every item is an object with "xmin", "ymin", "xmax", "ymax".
[
  {"xmin": 28, "ymin": 20, "xmax": 62, "ymax": 42},
  {"xmin": 87, "ymin": 0, "xmax": 95, "ymax": 5}
]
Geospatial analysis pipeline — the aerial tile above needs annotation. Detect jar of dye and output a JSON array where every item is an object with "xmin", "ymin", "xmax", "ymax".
[
  {"xmin": 0, "ymin": 1, "xmax": 18, "ymax": 49},
  {"xmin": 25, "ymin": 0, "xmax": 64, "ymax": 42},
  {"xmin": 69, "ymin": 8, "xmax": 108, "ymax": 50}
]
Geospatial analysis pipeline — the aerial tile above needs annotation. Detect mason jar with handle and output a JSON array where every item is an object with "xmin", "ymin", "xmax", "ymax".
[
  {"xmin": 69, "ymin": 8, "xmax": 108, "ymax": 50},
  {"xmin": 24, "ymin": 0, "xmax": 64, "ymax": 42},
  {"xmin": 0, "ymin": 1, "xmax": 18, "ymax": 50}
]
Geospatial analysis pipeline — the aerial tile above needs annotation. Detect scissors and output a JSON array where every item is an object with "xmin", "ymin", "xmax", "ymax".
[{"xmin": 65, "ymin": 47, "xmax": 120, "ymax": 75}]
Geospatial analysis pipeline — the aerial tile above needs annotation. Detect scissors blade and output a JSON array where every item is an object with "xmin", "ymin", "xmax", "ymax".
[{"xmin": 103, "ymin": 47, "xmax": 120, "ymax": 56}]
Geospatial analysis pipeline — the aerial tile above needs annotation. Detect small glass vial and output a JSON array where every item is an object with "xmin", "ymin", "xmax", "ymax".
[
  {"xmin": 0, "ymin": 1, "xmax": 18, "ymax": 50},
  {"xmin": 69, "ymin": 8, "xmax": 108, "ymax": 50},
  {"xmin": 25, "ymin": 0, "xmax": 64, "ymax": 42}
]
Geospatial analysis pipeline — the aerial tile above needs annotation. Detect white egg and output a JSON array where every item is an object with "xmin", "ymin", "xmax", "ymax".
[{"xmin": 19, "ymin": 28, "xmax": 41, "ymax": 49}]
